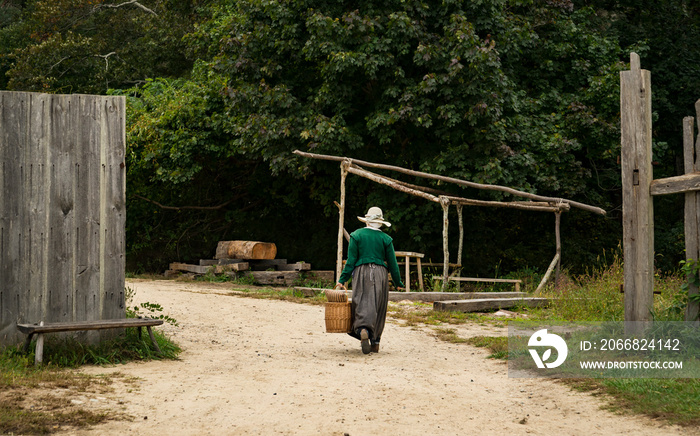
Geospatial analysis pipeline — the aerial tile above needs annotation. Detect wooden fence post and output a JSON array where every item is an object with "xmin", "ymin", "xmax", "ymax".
[
  {"xmin": 620, "ymin": 53, "xmax": 654, "ymax": 333},
  {"xmin": 685, "ymin": 100, "xmax": 700, "ymax": 322}
]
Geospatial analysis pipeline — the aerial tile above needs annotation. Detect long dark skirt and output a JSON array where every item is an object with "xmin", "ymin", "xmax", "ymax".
[{"xmin": 347, "ymin": 263, "xmax": 389, "ymax": 344}]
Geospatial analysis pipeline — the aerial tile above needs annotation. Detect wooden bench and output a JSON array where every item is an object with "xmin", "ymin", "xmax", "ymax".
[
  {"xmin": 394, "ymin": 251, "xmax": 425, "ymax": 292},
  {"xmin": 17, "ymin": 318, "xmax": 164, "ymax": 365},
  {"xmin": 432, "ymin": 276, "xmax": 523, "ymax": 292}
]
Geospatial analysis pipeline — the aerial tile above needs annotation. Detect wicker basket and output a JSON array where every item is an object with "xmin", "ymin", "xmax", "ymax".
[{"xmin": 325, "ymin": 301, "xmax": 352, "ymax": 333}]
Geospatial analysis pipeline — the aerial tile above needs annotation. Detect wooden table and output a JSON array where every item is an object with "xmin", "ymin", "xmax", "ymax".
[{"xmin": 394, "ymin": 251, "xmax": 425, "ymax": 292}]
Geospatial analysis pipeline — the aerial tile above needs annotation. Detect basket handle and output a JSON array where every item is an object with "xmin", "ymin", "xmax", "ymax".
[{"xmin": 334, "ymin": 283, "xmax": 347, "ymax": 291}]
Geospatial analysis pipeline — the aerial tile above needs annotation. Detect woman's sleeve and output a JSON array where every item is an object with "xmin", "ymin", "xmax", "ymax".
[
  {"xmin": 338, "ymin": 234, "xmax": 359, "ymax": 284},
  {"xmin": 385, "ymin": 239, "xmax": 405, "ymax": 288}
]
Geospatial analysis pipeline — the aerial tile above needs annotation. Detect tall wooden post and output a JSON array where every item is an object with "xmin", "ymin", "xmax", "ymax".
[
  {"xmin": 684, "ymin": 101, "xmax": 700, "ymax": 322},
  {"xmin": 336, "ymin": 160, "xmax": 350, "ymax": 282},
  {"xmin": 620, "ymin": 53, "xmax": 654, "ymax": 332},
  {"xmin": 440, "ymin": 196, "xmax": 450, "ymax": 291}
]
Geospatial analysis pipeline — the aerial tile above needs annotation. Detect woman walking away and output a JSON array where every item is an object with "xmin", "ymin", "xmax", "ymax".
[{"xmin": 337, "ymin": 207, "xmax": 405, "ymax": 354}]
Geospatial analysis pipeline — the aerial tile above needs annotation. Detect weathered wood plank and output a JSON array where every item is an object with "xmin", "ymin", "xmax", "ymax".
[
  {"xmin": 100, "ymin": 95, "xmax": 127, "ymax": 322},
  {"xmin": 620, "ymin": 53, "xmax": 654, "ymax": 330},
  {"xmin": 17, "ymin": 318, "xmax": 163, "ymax": 334},
  {"xmin": 0, "ymin": 92, "xmax": 26, "ymax": 340},
  {"xmin": 199, "ymin": 259, "xmax": 250, "ymax": 266},
  {"xmin": 650, "ymin": 172, "xmax": 700, "ymax": 196},
  {"xmin": 242, "ymin": 270, "xmax": 334, "ymax": 285},
  {"xmin": 276, "ymin": 262, "xmax": 312, "ymax": 272},
  {"xmin": 26, "ymin": 93, "xmax": 50, "ymax": 329},
  {"xmin": 75, "ymin": 95, "xmax": 102, "ymax": 326},
  {"xmin": 170, "ymin": 262, "xmax": 250, "ymax": 274},
  {"xmin": 293, "ymin": 287, "xmax": 529, "ymax": 301},
  {"xmin": 47, "ymin": 94, "xmax": 75, "ymax": 323},
  {"xmin": 0, "ymin": 91, "xmax": 127, "ymax": 345},
  {"xmin": 433, "ymin": 276, "xmax": 522, "ymax": 284},
  {"xmin": 433, "ymin": 298, "xmax": 550, "ymax": 313}
]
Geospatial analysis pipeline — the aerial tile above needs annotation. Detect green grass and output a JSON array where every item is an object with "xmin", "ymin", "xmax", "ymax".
[{"xmin": 0, "ymin": 287, "xmax": 181, "ymax": 434}]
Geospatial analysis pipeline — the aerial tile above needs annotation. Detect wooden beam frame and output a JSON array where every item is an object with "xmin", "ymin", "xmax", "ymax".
[{"xmin": 293, "ymin": 150, "xmax": 606, "ymax": 215}]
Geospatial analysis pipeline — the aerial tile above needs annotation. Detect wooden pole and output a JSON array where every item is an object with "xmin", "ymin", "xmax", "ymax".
[
  {"xmin": 535, "ymin": 253, "xmax": 560, "ymax": 294},
  {"xmin": 336, "ymin": 160, "xmax": 350, "ymax": 282},
  {"xmin": 693, "ymin": 99, "xmax": 700, "ymax": 321},
  {"xmin": 686, "ymin": 105, "xmax": 700, "ymax": 322},
  {"xmin": 440, "ymin": 196, "xmax": 450, "ymax": 291},
  {"xmin": 293, "ymin": 150, "xmax": 606, "ymax": 215},
  {"xmin": 445, "ymin": 196, "xmax": 569, "ymax": 213},
  {"xmin": 555, "ymin": 212, "xmax": 561, "ymax": 287},
  {"xmin": 620, "ymin": 53, "xmax": 654, "ymax": 333},
  {"xmin": 457, "ymin": 205, "xmax": 464, "ymax": 271},
  {"xmin": 346, "ymin": 165, "xmax": 440, "ymax": 203}
]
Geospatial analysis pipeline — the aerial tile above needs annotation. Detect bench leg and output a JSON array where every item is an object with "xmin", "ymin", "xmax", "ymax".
[
  {"xmin": 404, "ymin": 256, "xmax": 410, "ymax": 292},
  {"xmin": 417, "ymin": 258, "xmax": 424, "ymax": 292},
  {"xmin": 23, "ymin": 333, "xmax": 35, "ymax": 354},
  {"xmin": 146, "ymin": 326, "xmax": 162, "ymax": 354},
  {"xmin": 515, "ymin": 282, "xmax": 520, "ymax": 292},
  {"xmin": 35, "ymin": 333, "xmax": 44, "ymax": 366}
]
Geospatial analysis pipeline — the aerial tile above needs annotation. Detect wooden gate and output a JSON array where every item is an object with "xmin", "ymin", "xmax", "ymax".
[{"xmin": 0, "ymin": 91, "xmax": 126, "ymax": 345}]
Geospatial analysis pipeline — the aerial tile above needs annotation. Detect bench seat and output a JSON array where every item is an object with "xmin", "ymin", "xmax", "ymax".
[{"xmin": 17, "ymin": 318, "xmax": 164, "ymax": 365}]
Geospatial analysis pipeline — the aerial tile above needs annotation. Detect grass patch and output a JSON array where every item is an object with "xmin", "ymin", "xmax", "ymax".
[
  {"xmin": 0, "ymin": 287, "xmax": 181, "ymax": 434},
  {"xmin": 0, "ymin": 346, "xmax": 130, "ymax": 434},
  {"xmin": 231, "ymin": 286, "xmax": 328, "ymax": 305},
  {"xmin": 465, "ymin": 335, "xmax": 509, "ymax": 359}
]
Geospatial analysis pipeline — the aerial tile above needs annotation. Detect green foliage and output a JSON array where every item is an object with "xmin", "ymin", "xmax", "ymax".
[
  {"xmin": 120, "ymin": 0, "xmax": 632, "ymax": 272},
  {"xmin": 0, "ymin": 0, "xmax": 204, "ymax": 93},
  {"xmin": 125, "ymin": 286, "xmax": 179, "ymax": 326},
  {"xmin": 4, "ymin": 0, "xmax": 700, "ymax": 277}
]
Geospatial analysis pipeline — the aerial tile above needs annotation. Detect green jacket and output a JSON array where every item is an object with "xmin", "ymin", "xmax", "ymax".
[{"xmin": 338, "ymin": 227, "xmax": 405, "ymax": 288}]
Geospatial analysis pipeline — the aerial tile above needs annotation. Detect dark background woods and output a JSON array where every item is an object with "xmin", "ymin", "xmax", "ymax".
[{"xmin": 1, "ymin": 0, "xmax": 699, "ymax": 276}]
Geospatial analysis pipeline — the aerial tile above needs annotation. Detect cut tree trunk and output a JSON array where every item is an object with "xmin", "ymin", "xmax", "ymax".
[{"xmin": 215, "ymin": 241, "xmax": 277, "ymax": 260}]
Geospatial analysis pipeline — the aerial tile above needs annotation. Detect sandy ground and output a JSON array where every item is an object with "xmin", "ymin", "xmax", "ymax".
[{"xmin": 60, "ymin": 279, "xmax": 695, "ymax": 436}]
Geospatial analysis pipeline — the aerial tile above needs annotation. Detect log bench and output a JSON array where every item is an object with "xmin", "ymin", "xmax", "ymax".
[
  {"xmin": 432, "ymin": 276, "xmax": 523, "ymax": 292},
  {"xmin": 16, "ymin": 318, "xmax": 164, "ymax": 365}
]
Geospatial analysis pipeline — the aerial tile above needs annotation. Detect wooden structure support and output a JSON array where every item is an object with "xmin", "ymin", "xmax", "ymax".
[
  {"xmin": 620, "ymin": 53, "xmax": 700, "ymax": 323},
  {"xmin": 293, "ymin": 150, "xmax": 604, "ymax": 291},
  {"xmin": 535, "ymin": 253, "xmax": 561, "ymax": 294},
  {"xmin": 620, "ymin": 53, "xmax": 654, "ymax": 332}
]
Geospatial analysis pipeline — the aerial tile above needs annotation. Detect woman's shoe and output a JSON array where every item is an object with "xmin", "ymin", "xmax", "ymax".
[
  {"xmin": 371, "ymin": 343, "xmax": 379, "ymax": 353},
  {"xmin": 360, "ymin": 329, "xmax": 371, "ymax": 354}
]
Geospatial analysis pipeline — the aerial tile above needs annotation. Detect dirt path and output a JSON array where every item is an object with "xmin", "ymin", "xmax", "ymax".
[{"xmin": 64, "ymin": 279, "xmax": 691, "ymax": 436}]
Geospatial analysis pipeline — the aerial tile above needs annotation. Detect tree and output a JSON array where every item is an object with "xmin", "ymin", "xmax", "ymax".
[
  {"xmin": 124, "ymin": 0, "xmax": 627, "ymax": 272},
  {"xmin": 0, "ymin": 0, "xmax": 205, "ymax": 93}
]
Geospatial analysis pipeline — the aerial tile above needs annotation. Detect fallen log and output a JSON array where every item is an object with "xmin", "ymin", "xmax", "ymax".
[{"xmin": 215, "ymin": 241, "xmax": 277, "ymax": 260}]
